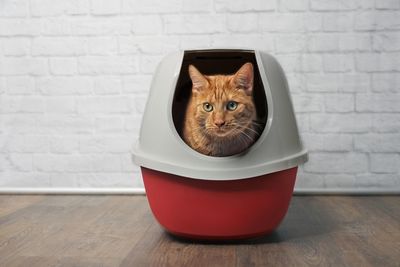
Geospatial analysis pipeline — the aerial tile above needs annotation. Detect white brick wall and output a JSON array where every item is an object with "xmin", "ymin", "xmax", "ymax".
[{"xmin": 0, "ymin": 0, "xmax": 399, "ymax": 192}]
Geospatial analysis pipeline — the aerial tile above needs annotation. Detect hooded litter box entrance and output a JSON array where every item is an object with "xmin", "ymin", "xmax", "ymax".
[
  {"xmin": 172, "ymin": 50, "xmax": 268, "ymax": 157},
  {"xmin": 132, "ymin": 49, "xmax": 308, "ymax": 240}
]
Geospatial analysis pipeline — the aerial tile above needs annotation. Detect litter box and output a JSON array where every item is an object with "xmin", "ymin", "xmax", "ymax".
[{"xmin": 132, "ymin": 49, "xmax": 308, "ymax": 240}]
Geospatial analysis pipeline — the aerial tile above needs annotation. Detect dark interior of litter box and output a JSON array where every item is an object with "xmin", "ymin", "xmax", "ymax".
[{"xmin": 172, "ymin": 49, "xmax": 268, "ymax": 152}]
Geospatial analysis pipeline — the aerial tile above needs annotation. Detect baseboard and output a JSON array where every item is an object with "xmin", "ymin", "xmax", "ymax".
[
  {"xmin": 0, "ymin": 187, "xmax": 399, "ymax": 195},
  {"xmin": 0, "ymin": 187, "xmax": 146, "ymax": 195},
  {"xmin": 293, "ymin": 188, "xmax": 400, "ymax": 195}
]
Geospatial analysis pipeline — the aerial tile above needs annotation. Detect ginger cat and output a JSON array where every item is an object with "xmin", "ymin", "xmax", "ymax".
[{"xmin": 183, "ymin": 63, "xmax": 261, "ymax": 157}]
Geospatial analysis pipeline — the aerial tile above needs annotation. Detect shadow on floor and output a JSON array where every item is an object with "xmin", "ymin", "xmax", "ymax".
[{"xmin": 164, "ymin": 196, "xmax": 338, "ymax": 245}]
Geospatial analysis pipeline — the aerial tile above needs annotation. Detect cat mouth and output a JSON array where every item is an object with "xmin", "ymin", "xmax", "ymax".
[{"xmin": 208, "ymin": 127, "xmax": 235, "ymax": 137}]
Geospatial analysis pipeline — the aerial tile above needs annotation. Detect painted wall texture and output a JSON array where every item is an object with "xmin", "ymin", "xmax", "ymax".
[{"xmin": 0, "ymin": 0, "xmax": 399, "ymax": 191}]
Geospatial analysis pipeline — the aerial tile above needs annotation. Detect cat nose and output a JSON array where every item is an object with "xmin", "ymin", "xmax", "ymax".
[{"xmin": 214, "ymin": 120, "xmax": 225, "ymax": 128}]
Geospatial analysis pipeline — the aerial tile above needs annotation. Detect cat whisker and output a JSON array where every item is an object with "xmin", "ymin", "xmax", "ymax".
[{"xmin": 229, "ymin": 123, "xmax": 261, "ymax": 137}]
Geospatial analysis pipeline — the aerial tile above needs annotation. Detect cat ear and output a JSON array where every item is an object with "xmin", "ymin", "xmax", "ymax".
[
  {"xmin": 189, "ymin": 65, "xmax": 208, "ymax": 93},
  {"xmin": 233, "ymin": 63, "xmax": 254, "ymax": 96}
]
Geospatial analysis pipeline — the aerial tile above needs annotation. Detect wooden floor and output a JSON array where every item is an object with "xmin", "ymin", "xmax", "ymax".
[{"xmin": 0, "ymin": 195, "xmax": 399, "ymax": 267}]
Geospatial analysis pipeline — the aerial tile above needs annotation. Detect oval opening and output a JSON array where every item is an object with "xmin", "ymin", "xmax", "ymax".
[{"xmin": 172, "ymin": 49, "xmax": 268, "ymax": 157}]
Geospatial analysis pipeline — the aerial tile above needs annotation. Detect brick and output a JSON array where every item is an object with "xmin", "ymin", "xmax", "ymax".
[
  {"xmin": 308, "ymin": 34, "xmax": 339, "ymax": 52},
  {"xmin": 302, "ymin": 133, "xmax": 353, "ymax": 152},
  {"xmin": 286, "ymin": 74, "xmax": 307, "ymax": 93},
  {"xmin": 95, "ymin": 116, "xmax": 124, "ymax": 133},
  {"xmin": 121, "ymin": 0, "xmax": 181, "ymax": 14},
  {"xmin": 140, "ymin": 55, "xmax": 163, "ymax": 74},
  {"xmin": 0, "ymin": 19, "xmax": 42, "ymax": 36},
  {"xmin": 164, "ymin": 15, "xmax": 225, "ymax": 34},
  {"xmin": 79, "ymin": 136, "xmax": 133, "ymax": 153},
  {"xmin": 1, "ymin": 153, "xmax": 32, "ymax": 172},
  {"xmin": 0, "ymin": 78, "xmax": 4, "ymax": 95},
  {"xmin": 305, "ymin": 152, "xmax": 368, "ymax": 173},
  {"xmin": 132, "ymin": 94, "xmax": 148, "ymax": 114},
  {"xmin": 124, "ymin": 115, "xmax": 143, "ymax": 136},
  {"xmin": 371, "ymin": 73, "xmax": 400, "ymax": 93},
  {"xmin": 355, "ymin": 11, "xmax": 400, "ymax": 31},
  {"xmin": 134, "ymin": 36, "xmax": 180, "ymax": 55},
  {"xmin": 131, "ymin": 15, "xmax": 163, "ymax": 35},
  {"xmin": 324, "ymin": 174, "xmax": 357, "ymax": 188},
  {"xmin": 275, "ymin": 35, "xmax": 307, "ymax": 53},
  {"xmin": 77, "ymin": 173, "xmax": 132, "ymax": 187},
  {"xmin": 375, "ymin": 0, "xmax": 400, "ymax": 9},
  {"xmin": 40, "ymin": 18, "xmax": 72, "ymax": 36},
  {"xmin": 323, "ymin": 54, "xmax": 354, "ymax": 72},
  {"xmin": 0, "ymin": 172, "xmax": 51, "ymax": 187},
  {"xmin": 215, "ymin": 0, "xmax": 276, "ymax": 12},
  {"xmin": 182, "ymin": 0, "xmax": 213, "ymax": 12},
  {"xmin": 6, "ymin": 77, "xmax": 35, "ymax": 95},
  {"xmin": 50, "ymin": 136, "xmax": 79, "ymax": 154},
  {"xmin": 309, "ymin": 113, "xmax": 371, "ymax": 133},
  {"xmin": 69, "ymin": 18, "xmax": 130, "ymax": 36},
  {"xmin": 324, "ymin": 94, "xmax": 354, "ymax": 112},
  {"xmin": 306, "ymin": 74, "xmax": 341, "ymax": 92},
  {"xmin": 227, "ymin": 14, "xmax": 259, "ymax": 33},
  {"xmin": 180, "ymin": 35, "xmax": 212, "ymax": 50},
  {"xmin": 90, "ymin": 0, "xmax": 120, "ymax": 15},
  {"xmin": 2, "ymin": 37, "xmax": 30, "ymax": 56},
  {"xmin": 49, "ymin": 58, "xmax": 78, "ymax": 75},
  {"xmin": 279, "ymin": 0, "xmax": 308, "ymax": 11},
  {"xmin": 304, "ymin": 13, "xmax": 323, "ymax": 32},
  {"xmin": 260, "ymin": 14, "xmax": 305, "ymax": 32},
  {"xmin": 2, "ymin": 135, "xmax": 49, "ymax": 153},
  {"xmin": 94, "ymin": 76, "xmax": 122, "ymax": 95},
  {"xmin": 355, "ymin": 134, "xmax": 400, "ymax": 152},
  {"xmin": 295, "ymin": 172, "xmax": 325, "ymax": 188},
  {"xmin": 339, "ymin": 74, "xmax": 370, "ymax": 93},
  {"xmin": 295, "ymin": 114, "xmax": 309, "ymax": 132},
  {"xmin": 34, "ymin": 154, "xmax": 91, "ymax": 172},
  {"xmin": 91, "ymin": 155, "xmax": 122, "ymax": 172},
  {"xmin": 372, "ymin": 33, "xmax": 400, "ymax": 51},
  {"xmin": 355, "ymin": 173, "xmax": 399, "ymax": 188},
  {"xmin": 370, "ymin": 153, "xmax": 400, "ymax": 173},
  {"xmin": 118, "ymin": 36, "xmax": 139, "ymax": 55},
  {"xmin": 0, "ymin": 0, "xmax": 29, "ymax": 17},
  {"xmin": 122, "ymin": 75, "xmax": 152, "ymax": 94},
  {"xmin": 87, "ymin": 36, "xmax": 118, "ymax": 55},
  {"xmin": 78, "ymin": 56, "xmax": 138, "ymax": 74},
  {"xmin": 211, "ymin": 34, "xmax": 274, "ymax": 52},
  {"xmin": 37, "ymin": 115, "xmax": 94, "ymax": 134},
  {"xmin": 32, "ymin": 37, "xmax": 86, "ymax": 56},
  {"xmin": 323, "ymin": 13, "xmax": 353, "ymax": 32},
  {"xmin": 45, "ymin": 97, "xmax": 76, "ymax": 113},
  {"xmin": 121, "ymin": 153, "xmax": 138, "ymax": 172},
  {"xmin": 338, "ymin": 33, "xmax": 371, "ymax": 51},
  {"xmin": 50, "ymin": 173, "xmax": 78, "ymax": 187},
  {"xmin": 0, "ymin": 96, "xmax": 44, "ymax": 113},
  {"xmin": 77, "ymin": 96, "xmax": 132, "ymax": 114},
  {"xmin": 31, "ymin": 0, "xmax": 89, "ymax": 16},
  {"xmin": 310, "ymin": 0, "xmax": 356, "ymax": 10},
  {"xmin": 1, "ymin": 114, "xmax": 38, "ymax": 134},
  {"xmin": 37, "ymin": 77, "xmax": 93, "ymax": 95},
  {"xmin": 299, "ymin": 54, "xmax": 323, "ymax": 72},
  {"xmin": 292, "ymin": 94, "xmax": 324, "ymax": 113},
  {"xmin": 355, "ymin": 53, "xmax": 400, "ymax": 72},
  {"xmin": 356, "ymin": 94, "xmax": 400, "ymax": 112},
  {"xmin": 0, "ymin": 58, "xmax": 48, "ymax": 75}
]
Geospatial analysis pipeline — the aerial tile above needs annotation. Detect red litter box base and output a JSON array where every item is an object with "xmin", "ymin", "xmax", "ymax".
[{"xmin": 141, "ymin": 167, "xmax": 297, "ymax": 240}]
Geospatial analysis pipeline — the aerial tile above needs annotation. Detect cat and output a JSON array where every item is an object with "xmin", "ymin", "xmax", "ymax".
[{"xmin": 183, "ymin": 62, "xmax": 261, "ymax": 157}]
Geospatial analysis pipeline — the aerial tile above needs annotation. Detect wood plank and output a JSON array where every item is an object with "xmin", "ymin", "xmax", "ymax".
[{"xmin": 0, "ymin": 195, "xmax": 399, "ymax": 267}]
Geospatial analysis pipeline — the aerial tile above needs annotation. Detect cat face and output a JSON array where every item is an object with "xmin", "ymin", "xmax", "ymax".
[{"xmin": 188, "ymin": 63, "xmax": 256, "ymax": 139}]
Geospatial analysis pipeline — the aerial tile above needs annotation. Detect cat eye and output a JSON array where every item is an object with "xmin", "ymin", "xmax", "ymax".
[
  {"xmin": 226, "ymin": 101, "xmax": 238, "ymax": 111},
  {"xmin": 203, "ymin": 102, "xmax": 213, "ymax": 112}
]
